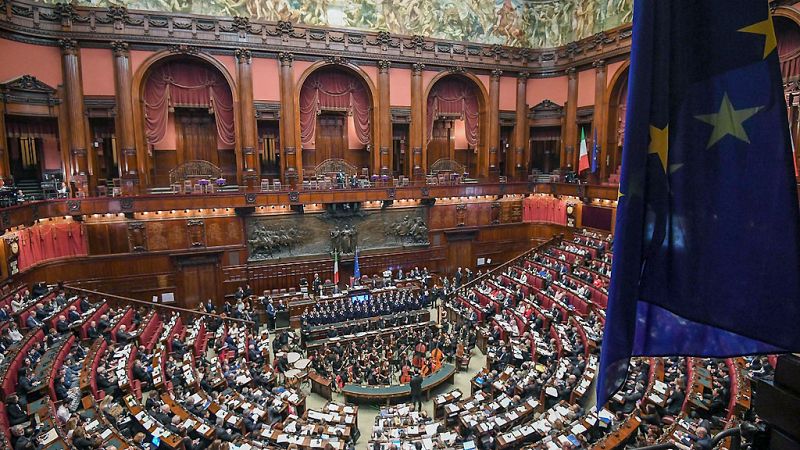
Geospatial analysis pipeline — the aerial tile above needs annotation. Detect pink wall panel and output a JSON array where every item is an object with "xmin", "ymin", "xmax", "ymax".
[
  {"xmin": 422, "ymin": 70, "xmax": 439, "ymax": 93},
  {"xmin": 214, "ymin": 55, "xmax": 238, "ymax": 92},
  {"xmin": 606, "ymin": 61, "xmax": 626, "ymax": 87},
  {"xmin": 130, "ymin": 50, "xmax": 157, "ymax": 80},
  {"xmin": 80, "ymin": 48, "xmax": 115, "ymax": 96},
  {"xmin": 0, "ymin": 39, "xmax": 63, "ymax": 87},
  {"xmin": 252, "ymin": 57, "xmax": 280, "ymax": 101},
  {"xmin": 476, "ymin": 74, "xmax": 490, "ymax": 98},
  {"xmin": 42, "ymin": 135, "xmax": 62, "ymax": 171},
  {"xmin": 577, "ymin": 69, "xmax": 595, "ymax": 107},
  {"xmin": 527, "ymin": 76, "xmax": 568, "ymax": 106},
  {"xmin": 294, "ymin": 60, "xmax": 314, "ymax": 84},
  {"xmin": 454, "ymin": 119, "xmax": 468, "ymax": 149},
  {"xmin": 499, "ymin": 76, "xmax": 517, "ymax": 111},
  {"xmin": 389, "ymin": 68, "xmax": 411, "ymax": 106},
  {"xmin": 360, "ymin": 64, "xmax": 378, "ymax": 91}
]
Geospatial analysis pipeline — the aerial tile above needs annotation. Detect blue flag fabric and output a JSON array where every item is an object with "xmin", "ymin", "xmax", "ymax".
[
  {"xmin": 353, "ymin": 247, "xmax": 361, "ymax": 280},
  {"xmin": 597, "ymin": 0, "xmax": 800, "ymax": 408},
  {"xmin": 591, "ymin": 128, "xmax": 600, "ymax": 173}
]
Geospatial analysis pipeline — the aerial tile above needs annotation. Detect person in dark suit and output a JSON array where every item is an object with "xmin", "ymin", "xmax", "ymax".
[
  {"xmin": 56, "ymin": 315, "xmax": 70, "ymax": 333},
  {"xmin": 86, "ymin": 321, "xmax": 100, "ymax": 340},
  {"xmin": 67, "ymin": 306, "xmax": 81, "ymax": 323},
  {"xmin": 665, "ymin": 386, "xmax": 685, "ymax": 416},
  {"xmin": 25, "ymin": 314, "xmax": 43, "ymax": 329},
  {"xmin": 5, "ymin": 395, "xmax": 29, "ymax": 426},
  {"xmin": 17, "ymin": 367, "xmax": 41, "ymax": 404},
  {"xmin": 116, "ymin": 325, "xmax": 134, "ymax": 345},
  {"xmin": 10, "ymin": 425, "xmax": 35, "ymax": 450},
  {"xmin": 409, "ymin": 370, "xmax": 423, "ymax": 412},
  {"xmin": 79, "ymin": 296, "xmax": 92, "ymax": 312}
]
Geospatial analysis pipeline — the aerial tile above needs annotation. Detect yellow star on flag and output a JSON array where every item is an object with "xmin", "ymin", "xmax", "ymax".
[
  {"xmin": 648, "ymin": 125, "xmax": 669, "ymax": 172},
  {"xmin": 739, "ymin": 17, "xmax": 777, "ymax": 59},
  {"xmin": 694, "ymin": 93, "xmax": 762, "ymax": 149}
]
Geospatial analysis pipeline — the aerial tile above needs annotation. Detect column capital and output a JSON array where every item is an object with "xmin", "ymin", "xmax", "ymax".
[
  {"xmin": 59, "ymin": 39, "xmax": 79, "ymax": 55},
  {"xmin": 490, "ymin": 69, "xmax": 503, "ymax": 80},
  {"xmin": 110, "ymin": 41, "xmax": 129, "ymax": 57},
  {"xmin": 517, "ymin": 72, "xmax": 529, "ymax": 81},
  {"xmin": 566, "ymin": 67, "xmax": 577, "ymax": 77},
  {"xmin": 235, "ymin": 48, "xmax": 252, "ymax": 64},
  {"xmin": 378, "ymin": 60, "xmax": 391, "ymax": 73},
  {"xmin": 278, "ymin": 52, "xmax": 294, "ymax": 67},
  {"xmin": 411, "ymin": 63, "xmax": 425, "ymax": 75},
  {"xmin": 593, "ymin": 59, "xmax": 607, "ymax": 71}
]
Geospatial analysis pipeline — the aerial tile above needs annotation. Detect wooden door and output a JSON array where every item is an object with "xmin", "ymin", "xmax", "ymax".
[
  {"xmin": 175, "ymin": 108, "xmax": 218, "ymax": 166},
  {"xmin": 175, "ymin": 255, "xmax": 220, "ymax": 311},
  {"xmin": 315, "ymin": 113, "xmax": 347, "ymax": 166},
  {"xmin": 427, "ymin": 119, "xmax": 452, "ymax": 167}
]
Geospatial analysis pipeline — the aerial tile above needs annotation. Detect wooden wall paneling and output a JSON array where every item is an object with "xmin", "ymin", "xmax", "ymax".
[
  {"xmin": 174, "ymin": 252, "xmax": 222, "ymax": 310},
  {"xmin": 205, "ymin": 217, "xmax": 243, "ymax": 247},
  {"xmin": 86, "ymin": 223, "xmax": 111, "ymax": 255}
]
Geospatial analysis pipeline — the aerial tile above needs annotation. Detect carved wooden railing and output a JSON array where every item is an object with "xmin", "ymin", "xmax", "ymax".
[
  {"xmin": 0, "ymin": 0, "xmax": 633, "ymax": 74},
  {"xmin": 429, "ymin": 158, "xmax": 466, "ymax": 175},
  {"xmin": 313, "ymin": 158, "xmax": 361, "ymax": 178},
  {"xmin": 168, "ymin": 160, "xmax": 223, "ymax": 185}
]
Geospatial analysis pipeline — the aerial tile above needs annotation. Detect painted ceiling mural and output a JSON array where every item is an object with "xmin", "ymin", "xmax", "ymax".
[{"xmin": 52, "ymin": 0, "xmax": 633, "ymax": 48}]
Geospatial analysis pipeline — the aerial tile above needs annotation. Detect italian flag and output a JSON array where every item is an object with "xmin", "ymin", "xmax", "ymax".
[
  {"xmin": 578, "ymin": 127, "xmax": 590, "ymax": 172},
  {"xmin": 333, "ymin": 251, "xmax": 339, "ymax": 284}
]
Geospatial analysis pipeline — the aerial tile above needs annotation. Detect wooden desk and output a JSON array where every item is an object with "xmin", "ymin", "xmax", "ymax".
[
  {"xmin": 341, "ymin": 364, "xmax": 456, "ymax": 405},
  {"xmin": 123, "ymin": 394, "xmax": 184, "ymax": 449},
  {"xmin": 309, "ymin": 370, "xmax": 332, "ymax": 400}
]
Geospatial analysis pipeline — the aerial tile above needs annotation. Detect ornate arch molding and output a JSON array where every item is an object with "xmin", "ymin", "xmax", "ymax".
[
  {"xmin": 422, "ymin": 70, "xmax": 490, "ymax": 176},
  {"xmin": 130, "ymin": 49, "xmax": 241, "ymax": 186},
  {"xmin": 294, "ymin": 59, "xmax": 380, "ymax": 170},
  {"xmin": 601, "ymin": 60, "xmax": 630, "ymax": 178}
]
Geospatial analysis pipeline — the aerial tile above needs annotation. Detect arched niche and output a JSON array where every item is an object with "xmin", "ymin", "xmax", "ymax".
[
  {"xmin": 424, "ymin": 72, "xmax": 488, "ymax": 178},
  {"xmin": 295, "ymin": 63, "xmax": 378, "ymax": 177},
  {"xmin": 774, "ymin": 7, "xmax": 800, "ymax": 175},
  {"xmin": 132, "ymin": 51, "xmax": 240, "ymax": 188},
  {"xmin": 604, "ymin": 61, "xmax": 629, "ymax": 182}
]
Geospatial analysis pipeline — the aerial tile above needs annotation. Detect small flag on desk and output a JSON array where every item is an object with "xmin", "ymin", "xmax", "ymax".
[
  {"xmin": 597, "ymin": 0, "xmax": 800, "ymax": 408},
  {"xmin": 578, "ymin": 127, "xmax": 589, "ymax": 172},
  {"xmin": 333, "ymin": 250, "xmax": 339, "ymax": 285}
]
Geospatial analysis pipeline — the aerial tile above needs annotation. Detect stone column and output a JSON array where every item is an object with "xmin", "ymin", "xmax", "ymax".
[
  {"xmin": 278, "ymin": 52, "xmax": 300, "ymax": 183},
  {"xmin": 593, "ymin": 60, "xmax": 607, "ymax": 180},
  {"xmin": 111, "ymin": 41, "xmax": 139, "ymax": 193},
  {"xmin": 564, "ymin": 67, "xmax": 579, "ymax": 170},
  {"xmin": 236, "ymin": 48, "xmax": 259, "ymax": 188},
  {"xmin": 410, "ymin": 63, "xmax": 425, "ymax": 178},
  {"xmin": 60, "ymin": 39, "xmax": 90, "ymax": 196},
  {"xmin": 514, "ymin": 72, "xmax": 529, "ymax": 180},
  {"xmin": 487, "ymin": 69, "xmax": 502, "ymax": 178},
  {"xmin": 377, "ymin": 60, "xmax": 392, "ymax": 175}
]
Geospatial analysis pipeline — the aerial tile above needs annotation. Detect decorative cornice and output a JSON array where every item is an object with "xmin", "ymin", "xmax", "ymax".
[
  {"xmin": 377, "ymin": 59, "xmax": 391, "ymax": 73},
  {"xmin": 412, "ymin": 63, "xmax": 425, "ymax": 75},
  {"xmin": 278, "ymin": 51, "xmax": 294, "ymax": 67},
  {"xmin": 490, "ymin": 69, "xmax": 503, "ymax": 80},
  {"xmin": 110, "ymin": 40, "xmax": 129, "ymax": 57},
  {"xmin": 593, "ymin": 59, "xmax": 607, "ymax": 70},
  {"xmin": 234, "ymin": 47, "xmax": 252, "ymax": 63},
  {"xmin": 448, "ymin": 66, "xmax": 466, "ymax": 75},
  {"xmin": 517, "ymin": 71, "xmax": 529, "ymax": 80},
  {"xmin": 0, "ymin": 0, "xmax": 635, "ymax": 76},
  {"xmin": 566, "ymin": 67, "xmax": 577, "ymax": 77}
]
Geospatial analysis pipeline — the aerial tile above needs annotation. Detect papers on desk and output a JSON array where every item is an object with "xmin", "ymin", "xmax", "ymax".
[
  {"xmin": 100, "ymin": 428, "xmax": 113, "ymax": 440},
  {"xmin": 571, "ymin": 423, "xmax": 587, "ymax": 434},
  {"xmin": 545, "ymin": 386, "xmax": 559, "ymax": 397},
  {"xmin": 197, "ymin": 424, "xmax": 210, "ymax": 435},
  {"xmin": 39, "ymin": 428, "xmax": 59, "ymax": 446}
]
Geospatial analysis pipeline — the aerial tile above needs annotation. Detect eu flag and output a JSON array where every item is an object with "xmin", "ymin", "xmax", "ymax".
[
  {"xmin": 353, "ymin": 247, "xmax": 361, "ymax": 280},
  {"xmin": 591, "ymin": 128, "xmax": 600, "ymax": 174},
  {"xmin": 597, "ymin": 0, "xmax": 800, "ymax": 407}
]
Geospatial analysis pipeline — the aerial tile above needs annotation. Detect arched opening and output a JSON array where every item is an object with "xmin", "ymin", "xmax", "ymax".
[
  {"xmin": 298, "ymin": 66, "xmax": 374, "ymax": 176},
  {"xmin": 425, "ymin": 74, "xmax": 485, "ymax": 178},
  {"xmin": 139, "ymin": 56, "xmax": 236, "ymax": 187},
  {"xmin": 605, "ymin": 64, "xmax": 629, "ymax": 183},
  {"xmin": 775, "ymin": 11, "xmax": 800, "ymax": 174}
]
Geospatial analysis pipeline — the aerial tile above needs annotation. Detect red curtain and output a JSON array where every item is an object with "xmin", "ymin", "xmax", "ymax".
[
  {"xmin": 427, "ymin": 78, "xmax": 480, "ymax": 147},
  {"xmin": 4, "ymin": 116, "xmax": 59, "ymax": 138},
  {"xmin": 143, "ymin": 59, "xmax": 235, "ymax": 148},
  {"xmin": 17, "ymin": 222, "xmax": 87, "ymax": 272},
  {"xmin": 299, "ymin": 69, "xmax": 371, "ymax": 147},
  {"xmin": 522, "ymin": 195, "xmax": 567, "ymax": 225}
]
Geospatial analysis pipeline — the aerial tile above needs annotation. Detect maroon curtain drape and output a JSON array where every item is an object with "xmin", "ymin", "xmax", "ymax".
[
  {"xmin": 581, "ymin": 205, "xmax": 613, "ymax": 231},
  {"xmin": 143, "ymin": 60, "xmax": 235, "ymax": 148},
  {"xmin": 299, "ymin": 69, "xmax": 371, "ymax": 148},
  {"xmin": 17, "ymin": 222, "xmax": 87, "ymax": 271},
  {"xmin": 427, "ymin": 78, "xmax": 479, "ymax": 147},
  {"xmin": 522, "ymin": 195, "xmax": 567, "ymax": 225}
]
